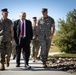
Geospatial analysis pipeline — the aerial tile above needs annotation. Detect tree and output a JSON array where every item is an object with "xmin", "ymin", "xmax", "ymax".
[{"xmin": 54, "ymin": 9, "xmax": 76, "ymax": 53}]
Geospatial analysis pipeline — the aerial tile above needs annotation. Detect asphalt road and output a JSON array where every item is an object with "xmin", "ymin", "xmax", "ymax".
[{"xmin": 0, "ymin": 56, "xmax": 75, "ymax": 75}]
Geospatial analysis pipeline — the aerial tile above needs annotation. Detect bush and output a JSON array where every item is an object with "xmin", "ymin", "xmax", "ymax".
[{"xmin": 54, "ymin": 9, "xmax": 76, "ymax": 53}]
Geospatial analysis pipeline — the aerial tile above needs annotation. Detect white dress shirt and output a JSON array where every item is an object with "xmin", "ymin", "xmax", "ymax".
[{"xmin": 20, "ymin": 20, "xmax": 26, "ymax": 37}]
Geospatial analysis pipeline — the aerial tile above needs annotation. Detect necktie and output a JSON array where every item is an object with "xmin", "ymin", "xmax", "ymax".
[{"xmin": 22, "ymin": 21, "xmax": 24, "ymax": 37}]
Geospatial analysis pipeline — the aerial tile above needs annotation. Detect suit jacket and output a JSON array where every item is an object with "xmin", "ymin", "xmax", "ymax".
[{"xmin": 13, "ymin": 19, "xmax": 33, "ymax": 45}]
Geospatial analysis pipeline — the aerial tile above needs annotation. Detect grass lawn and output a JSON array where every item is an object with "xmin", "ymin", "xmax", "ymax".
[
  {"xmin": 49, "ymin": 46, "xmax": 76, "ymax": 57},
  {"xmin": 52, "ymin": 53, "xmax": 76, "ymax": 57},
  {"xmin": 49, "ymin": 46, "xmax": 60, "ymax": 52}
]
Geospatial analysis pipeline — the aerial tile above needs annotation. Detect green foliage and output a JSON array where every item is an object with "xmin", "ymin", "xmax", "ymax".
[{"xmin": 54, "ymin": 9, "xmax": 76, "ymax": 53}]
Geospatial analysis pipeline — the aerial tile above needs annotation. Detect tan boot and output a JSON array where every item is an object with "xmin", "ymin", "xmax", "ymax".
[
  {"xmin": 0, "ymin": 63, "xmax": 5, "ymax": 70},
  {"xmin": 32, "ymin": 57, "xmax": 35, "ymax": 62}
]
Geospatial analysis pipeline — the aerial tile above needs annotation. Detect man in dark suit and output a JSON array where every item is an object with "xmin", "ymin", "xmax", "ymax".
[{"xmin": 13, "ymin": 12, "xmax": 33, "ymax": 68}]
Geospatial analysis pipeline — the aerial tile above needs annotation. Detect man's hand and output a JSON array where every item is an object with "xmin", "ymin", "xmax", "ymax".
[{"xmin": 11, "ymin": 39, "xmax": 16, "ymax": 46}]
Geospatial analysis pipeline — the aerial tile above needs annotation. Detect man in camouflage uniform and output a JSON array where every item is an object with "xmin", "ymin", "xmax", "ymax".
[
  {"xmin": 37, "ymin": 8, "xmax": 55, "ymax": 68},
  {"xmin": 32, "ymin": 17, "xmax": 40, "ymax": 62},
  {"xmin": 0, "ymin": 8, "xmax": 13, "ymax": 70}
]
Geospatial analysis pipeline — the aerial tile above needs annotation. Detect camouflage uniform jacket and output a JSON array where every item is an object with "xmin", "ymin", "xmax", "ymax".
[
  {"xmin": 32, "ymin": 25, "xmax": 37, "ymax": 37},
  {"xmin": 0, "ymin": 18, "xmax": 12, "ymax": 42},
  {"xmin": 38, "ymin": 16, "xmax": 55, "ymax": 40}
]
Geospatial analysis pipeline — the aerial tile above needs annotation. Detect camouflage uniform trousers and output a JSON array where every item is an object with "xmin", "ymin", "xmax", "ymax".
[
  {"xmin": 32, "ymin": 38, "xmax": 40, "ymax": 59},
  {"xmin": 0, "ymin": 41, "xmax": 12, "ymax": 64},
  {"xmin": 12, "ymin": 45, "xmax": 16, "ymax": 57},
  {"xmin": 40, "ymin": 38, "xmax": 51, "ymax": 64}
]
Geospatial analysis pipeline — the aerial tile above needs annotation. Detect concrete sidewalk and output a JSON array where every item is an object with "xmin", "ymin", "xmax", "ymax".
[{"xmin": 0, "ymin": 57, "xmax": 75, "ymax": 75}]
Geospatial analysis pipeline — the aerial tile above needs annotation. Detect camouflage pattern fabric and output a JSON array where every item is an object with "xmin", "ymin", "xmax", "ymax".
[
  {"xmin": 0, "ymin": 18, "xmax": 12, "ymax": 64},
  {"xmin": 38, "ymin": 16, "xmax": 55, "ymax": 63}
]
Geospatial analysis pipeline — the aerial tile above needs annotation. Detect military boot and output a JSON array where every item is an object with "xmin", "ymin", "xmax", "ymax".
[
  {"xmin": 32, "ymin": 57, "xmax": 35, "ymax": 62},
  {"xmin": 0, "ymin": 63, "xmax": 5, "ymax": 70}
]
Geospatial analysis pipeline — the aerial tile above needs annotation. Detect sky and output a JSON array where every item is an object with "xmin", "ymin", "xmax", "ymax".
[{"xmin": 0, "ymin": 0, "xmax": 76, "ymax": 26}]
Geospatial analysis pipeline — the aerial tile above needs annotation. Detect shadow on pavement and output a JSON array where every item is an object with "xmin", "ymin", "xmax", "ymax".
[{"xmin": 3, "ymin": 66, "xmax": 61, "ymax": 71}]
